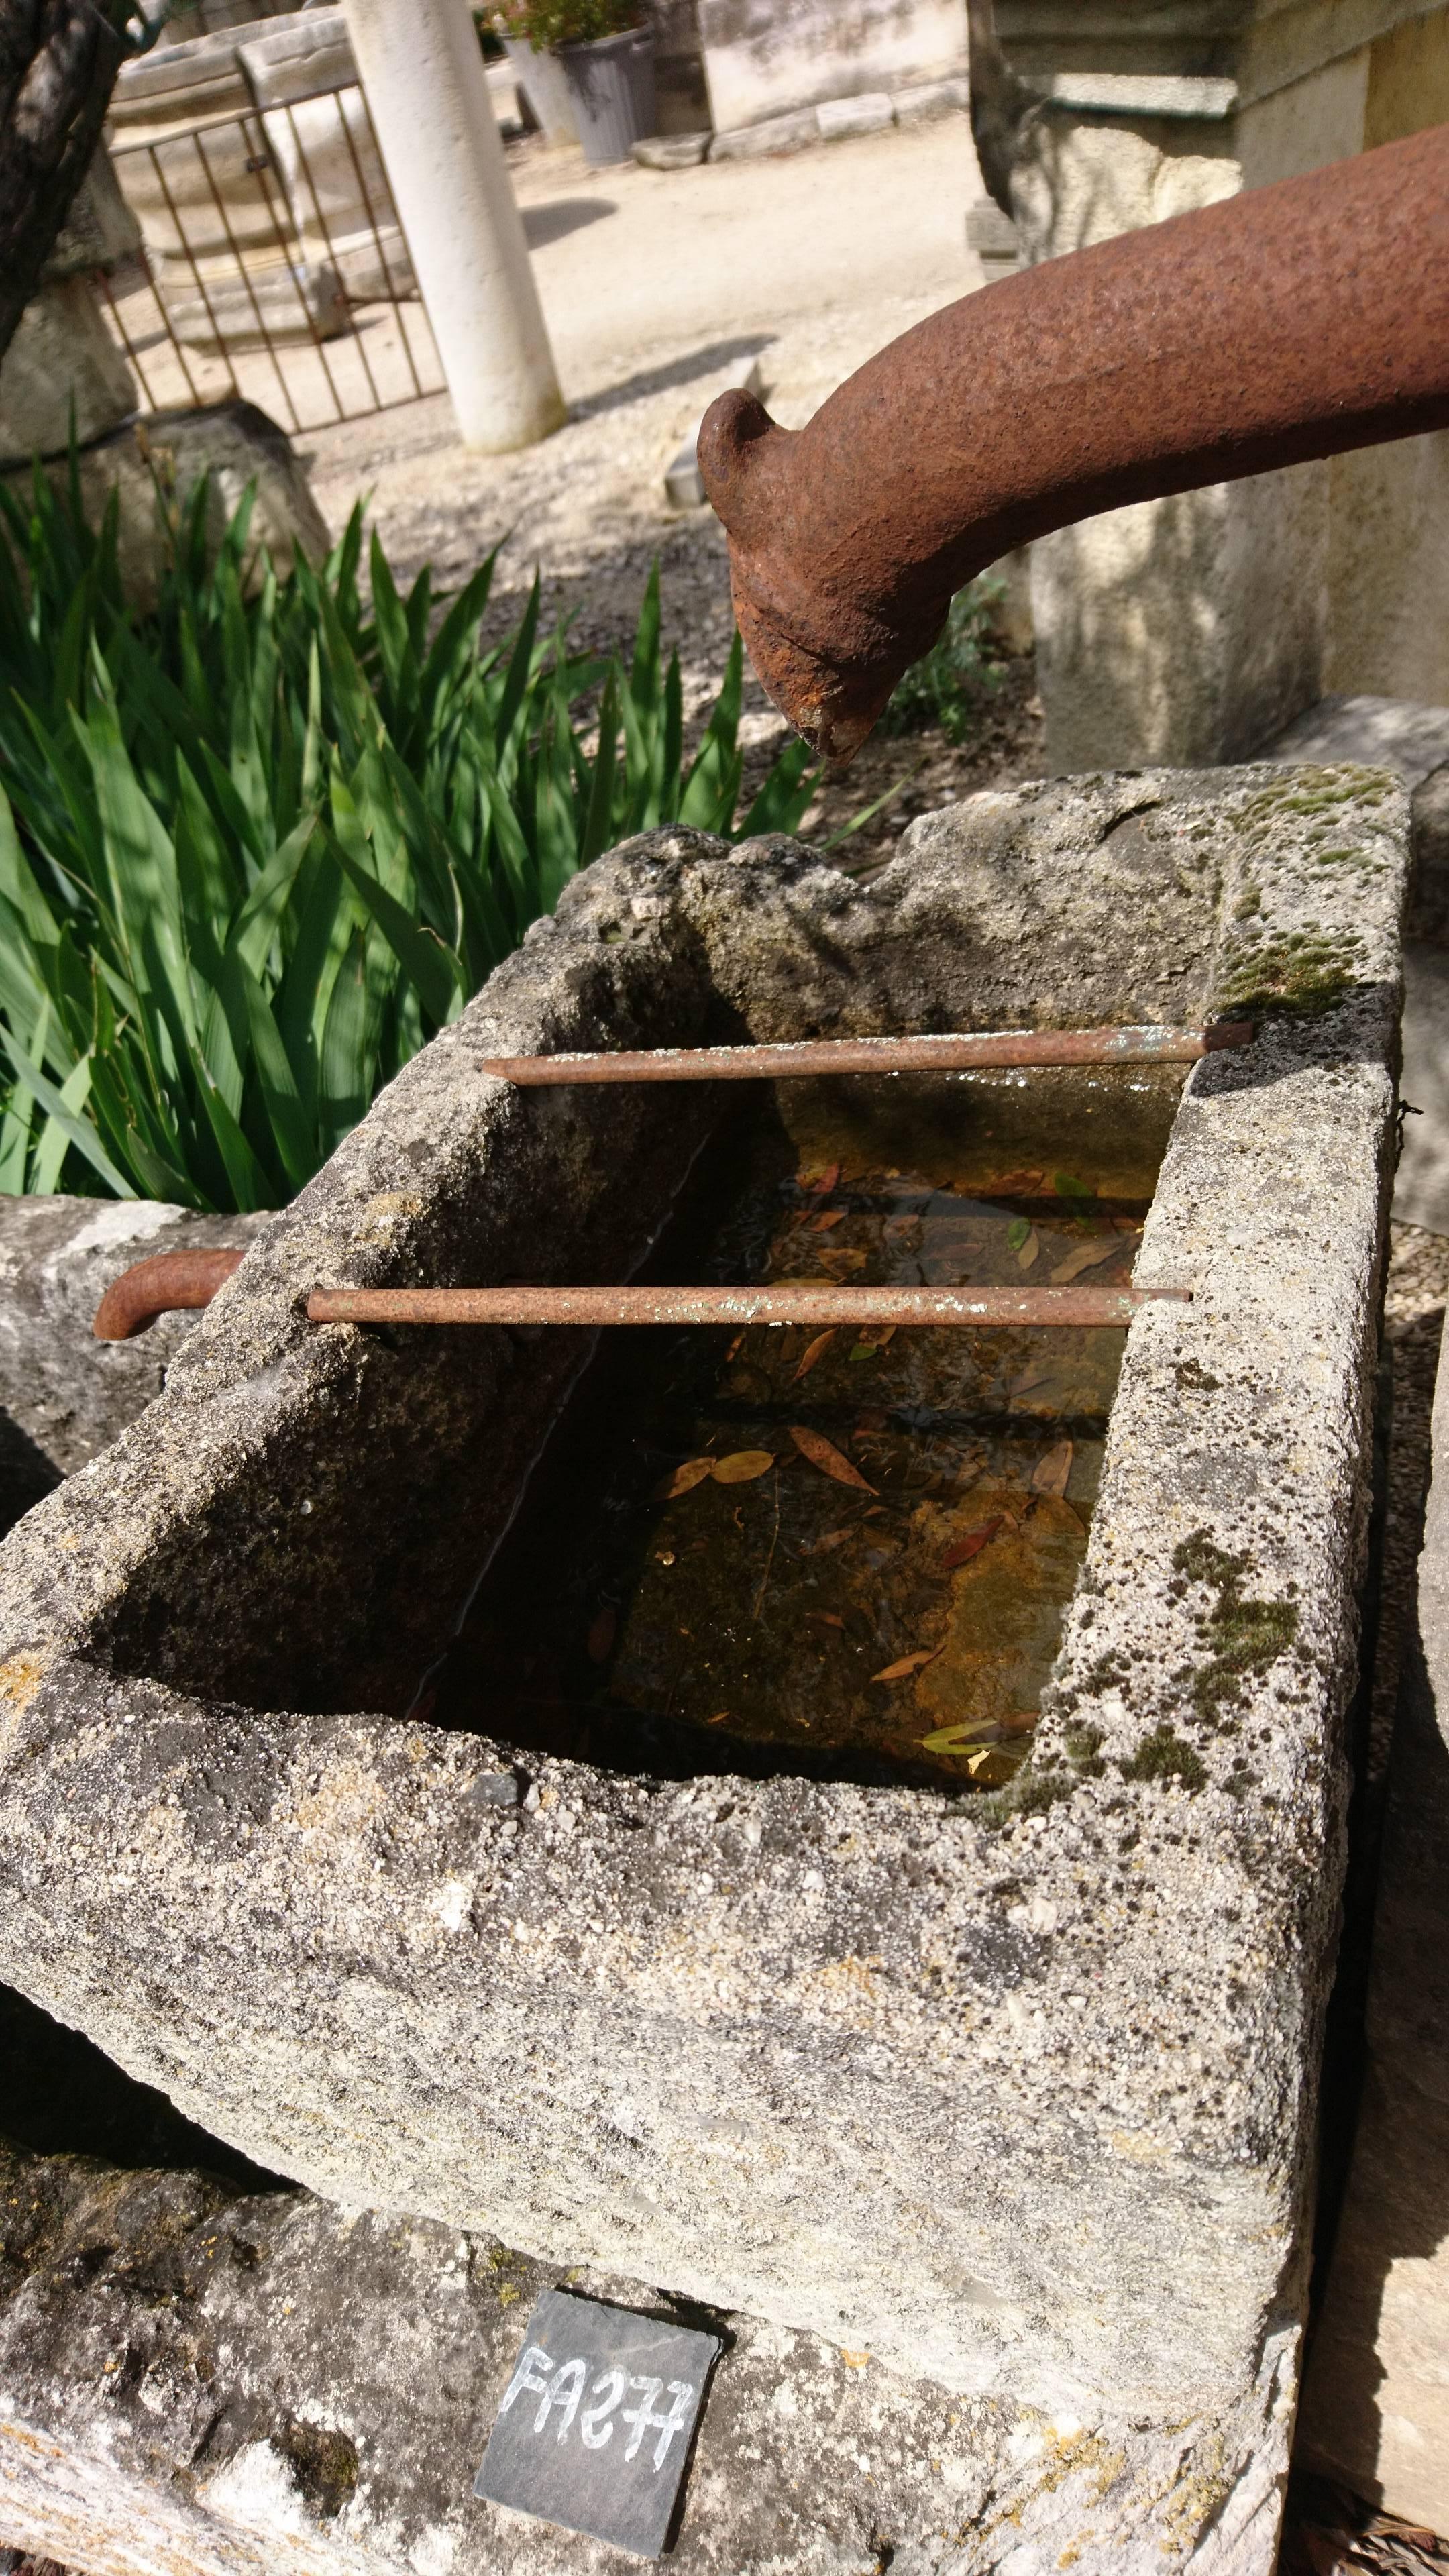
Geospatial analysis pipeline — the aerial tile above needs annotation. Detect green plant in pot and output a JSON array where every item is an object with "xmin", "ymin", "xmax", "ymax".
[{"xmin": 493, "ymin": 0, "xmax": 655, "ymax": 166}]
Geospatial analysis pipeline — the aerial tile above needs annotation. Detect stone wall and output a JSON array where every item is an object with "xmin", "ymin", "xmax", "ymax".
[
  {"xmin": 695, "ymin": 0, "xmax": 966, "ymax": 131},
  {"xmin": 998, "ymin": 0, "xmax": 1449, "ymax": 772}
]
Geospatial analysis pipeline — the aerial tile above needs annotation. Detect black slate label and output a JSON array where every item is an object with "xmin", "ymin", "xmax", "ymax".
[{"xmin": 474, "ymin": 2288, "xmax": 720, "ymax": 2559}]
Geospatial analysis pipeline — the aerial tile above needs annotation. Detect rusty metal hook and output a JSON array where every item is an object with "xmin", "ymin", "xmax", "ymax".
[
  {"xmin": 93, "ymin": 1247, "xmax": 246, "ymax": 1341},
  {"xmin": 699, "ymin": 125, "xmax": 1449, "ymax": 760}
]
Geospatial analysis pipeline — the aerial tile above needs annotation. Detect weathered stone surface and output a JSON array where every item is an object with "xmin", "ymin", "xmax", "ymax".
[
  {"xmin": 695, "ymin": 0, "xmax": 964, "ymax": 133},
  {"xmin": 0, "ymin": 402, "xmax": 331, "ymax": 616},
  {"xmin": 707, "ymin": 105, "xmax": 818, "ymax": 156},
  {"xmin": 0, "ymin": 281, "xmax": 137, "ymax": 469},
  {"xmin": 893, "ymin": 72, "xmax": 969, "ymax": 123},
  {"xmin": 1295, "ymin": 1324, "xmax": 1449, "ymax": 2532},
  {"xmin": 1002, "ymin": 2, "xmax": 1449, "ymax": 767},
  {"xmin": 0, "ymin": 2114, "xmax": 1296, "ymax": 2575},
  {"xmin": 0, "ymin": 773, "xmax": 1405, "ymax": 2445},
  {"xmin": 631, "ymin": 130, "xmax": 710, "ymax": 167},
  {"xmin": 816, "ymin": 89, "xmax": 894, "ymax": 137},
  {"xmin": 1265, "ymin": 694, "xmax": 1449, "ymax": 1234},
  {"xmin": 0, "ymin": 1195, "xmax": 268, "ymax": 1539}
]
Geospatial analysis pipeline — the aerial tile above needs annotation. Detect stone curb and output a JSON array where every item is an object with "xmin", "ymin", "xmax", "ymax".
[{"xmin": 707, "ymin": 73, "xmax": 967, "ymax": 160}]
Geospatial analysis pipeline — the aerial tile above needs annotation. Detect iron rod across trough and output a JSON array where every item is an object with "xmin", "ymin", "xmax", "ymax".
[
  {"xmin": 478, "ymin": 1023, "xmax": 1252, "ymax": 1086},
  {"xmin": 307, "ymin": 1284, "xmax": 1191, "ymax": 1329}
]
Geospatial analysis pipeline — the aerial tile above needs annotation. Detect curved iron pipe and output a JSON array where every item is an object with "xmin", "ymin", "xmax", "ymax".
[
  {"xmin": 698, "ymin": 125, "xmax": 1449, "ymax": 760},
  {"xmin": 93, "ymin": 1246, "xmax": 246, "ymax": 1342}
]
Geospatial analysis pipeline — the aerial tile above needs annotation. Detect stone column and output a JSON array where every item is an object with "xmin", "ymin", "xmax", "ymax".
[
  {"xmin": 342, "ymin": 0, "xmax": 565, "ymax": 451},
  {"xmin": 996, "ymin": 0, "xmax": 1449, "ymax": 771}
]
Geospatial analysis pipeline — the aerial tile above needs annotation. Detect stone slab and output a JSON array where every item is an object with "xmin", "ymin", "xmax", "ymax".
[
  {"xmin": 0, "ymin": 1195, "xmax": 268, "ymax": 1540},
  {"xmin": 816, "ymin": 89, "xmax": 894, "ymax": 138},
  {"xmin": 0, "ymin": 281, "xmax": 137, "ymax": 470},
  {"xmin": 0, "ymin": 2110, "xmax": 1299, "ymax": 2575},
  {"xmin": 1295, "ymin": 1309, "xmax": 1449, "ymax": 2532},
  {"xmin": 1263, "ymin": 694, "xmax": 1449, "ymax": 1233},
  {"xmin": 0, "ymin": 770, "xmax": 1405, "ymax": 2452}
]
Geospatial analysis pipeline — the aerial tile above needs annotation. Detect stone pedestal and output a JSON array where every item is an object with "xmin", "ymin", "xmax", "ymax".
[
  {"xmin": 997, "ymin": 1, "xmax": 1449, "ymax": 772},
  {"xmin": 238, "ymin": 8, "xmax": 417, "ymax": 304}
]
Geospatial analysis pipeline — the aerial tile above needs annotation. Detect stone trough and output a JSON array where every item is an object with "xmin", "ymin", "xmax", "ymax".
[{"xmin": 0, "ymin": 769, "xmax": 1406, "ymax": 2540}]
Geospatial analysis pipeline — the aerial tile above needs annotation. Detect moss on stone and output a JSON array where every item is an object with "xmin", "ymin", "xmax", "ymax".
[
  {"xmin": 1122, "ymin": 1725, "xmax": 1208, "ymax": 1791},
  {"xmin": 1171, "ymin": 1533, "xmax": 1299, "ymax": 1725}
]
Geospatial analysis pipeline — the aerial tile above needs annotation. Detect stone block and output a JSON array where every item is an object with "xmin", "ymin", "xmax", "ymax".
[
  {"xmin": 633, "ymin": 130, "xmax": 710, "ymax": 166},
  {"xmin": 0, "ymin": 2100, "xmax": 1297, "ymax": 2574},
  {"xmin": 0, "ymin": 770, "xmax": 1406, "ymax": 2455},
  {"xmin": 708, "ymin": 106, "xmax": 819, "ymax": 157},
  {"xmin": 0, "ymin": 282, "xmax": 136, "ymax": 470},
  {"xmin": 0, "ymin": 1195, "xmax": 268, "ymax": 1541},
  {"xmin": 1295, "ymin": 1330, "xmax": 1449, "ymax": 2532},
  {"xmin": 817, "ymin": 89, "xmax": 894, "ymax": 139},
  {"xmin": 0, "ymin": 401, "xmax": 331, "ymax": 616},
  {"xmin": 696, "ymin": 0, "xmax": 965, "ymax": 133},
  {"xmin": 894, "ymin": 72, "xmax": 969, "ymax": 123},
  {"xmin": 239, "ymin": 9, "xmax": 418, "ymax": 305},
  {"xmin": 965, "ymin": 195, "xmax": 1020, "ymax": 282}
]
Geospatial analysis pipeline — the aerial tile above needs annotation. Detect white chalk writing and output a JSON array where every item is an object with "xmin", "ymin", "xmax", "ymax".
[{"xmin": 503, "ymin": 2354, "xmax": 698, "ymax": 2471}]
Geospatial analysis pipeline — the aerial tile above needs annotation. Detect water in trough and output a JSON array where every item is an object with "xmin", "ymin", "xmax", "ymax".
[{"xmin": 425, "ymin": 1066, "xmax": 1182, "ymax": 1789}]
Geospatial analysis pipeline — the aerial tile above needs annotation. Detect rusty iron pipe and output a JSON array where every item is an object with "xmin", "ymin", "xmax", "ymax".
[
  {"xmin": 480, "ymin": 1022, "xmax": 1250, "ymax": 1085},
  {"xmin": 93, "ymin": 1248, "xmax": 246, "ymax": 1342},
  {"xmin": 308, "ymin": 1283, "xmax": 1189, "ymax": 1328},
  {"xmin": 698, "ymin": 125, "xmax": 1449, "ymax": 758}
]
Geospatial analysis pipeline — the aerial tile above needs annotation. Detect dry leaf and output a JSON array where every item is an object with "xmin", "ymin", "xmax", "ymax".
[
  {"xmin": 803, "ymin": 1161, "xmax": 840, "ymax": 1195},
  {"xmin": 808, "ymin": 1611, "xmax": 845, "ymax": 1629},
  {"xmin": 812, "ymin": 1208, "xmax": 847, "ymax": 1232},
  {"xmin": 725, "ymin": 1332, "xmax": 745, "ymax": 1360},
  {"xmin": 793, "ymin": 1328, "xmax": 837, "ymax": 1381},
  {"xmin": 1017, "ymin": 1228, "xmax": 1040, "ymax": 1271},
  {"xmin": 941, "ymin": 1515, "xmax": 1003, "ymax": 1570},
  {"xmin": 817, "ymin": 1246, "xmax": 868, "ymax": 1276},
  {"xmin": 704, "ymin": 1710, "xmax": 731, "ymax": 1725},
  {"xmin": 919, "ymin": 1716, "xmax": 1000, "ymax": 1754},
  {"xmin": 984, "ymin": 1168, "xmax": 1043, "ymax": 1197},
  {"xmin": 1051, "ymin": 1238, "xmax": 1124, "ymax": 1285},
  {"xmin": 789, "ymin": 1424, "xmax": 876, "ymax": 1491},
  {"xmin": 712, "ymin": 1450, "xmax": 775, "ymax": 1484},
  {"xmin": 1032, "ymin": 1440, "xmax": 1073, "ymax": 1499},
  {"xmin": 586, "ymin": 1605, "xmax": 616, "ymax": 1664},
  {"xmin": 872, "ymin": 1647, "xmax": 941, "ymax": 1682},
  {"xmin": 656, "ymin": 1456, "xmax": 714, "ymax": 1499},
  {"xmin": 800, "ymin": 1525, "xmax": 851, "ymax": 1555}
]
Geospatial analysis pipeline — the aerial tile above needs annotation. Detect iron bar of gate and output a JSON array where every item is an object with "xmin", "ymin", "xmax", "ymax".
[
  {"xmin": 480, "ymin": 1022, "xmax": 1253, "ymax": 1085},
  {"xmin": 307, "ymin": 1283, "xmax": 1191, "ymax": 1328},
  {"xmin": 145, "ymin": 138, "xmax": 248, "ymax": 412},
  {"xmin": 339, "ymin": 82, "xmax": 432, "ymax": 402},
  {"xmin": 105, "ymin": 93, "xmax": 444, "ymax": 432},
  {"xmin": 278, "ymin": 95, "xmax": 384, "ymax": 413}
]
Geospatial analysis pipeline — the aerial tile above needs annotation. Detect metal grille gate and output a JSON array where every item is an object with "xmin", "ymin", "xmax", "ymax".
[{"xmin": 101, "ymin": 78, "xmax": 446, "ymax": 437}]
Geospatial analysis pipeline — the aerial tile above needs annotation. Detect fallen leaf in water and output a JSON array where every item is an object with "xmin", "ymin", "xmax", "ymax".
[
  {"xmin": 808, "ymin": 1611, "xmax": 845, "ymax": 1629},
  {"xmin": 1051, "ymin": 1238, "xmax": 1124, "ymax": 1285},
  {"xmin": 849, "ymin": 1343, "xmax": 877, "ymax": 1362},
  {"xmin": 790, "ymin": 1425, "xmax": 876, "ymax": 1491},
  {"xmin": 793, "ymin": 1327, "xmax": 837, "ymax": 1381},
  {"xmin": 657, "ymin": 1456, "xmax": 714, "ymax": 1499},
  {"xmin": 1007, "ymin": 1216, "xmax": 1030, "ymax": 1252},
  {"xmin": 705, "ymin": 1710, "xmax": 731, "ymax": 1725},
  {"xmin": 941, "ymin": 1515, "xmax": 1004, "ymax": 1570},
  {"xmin": 725, "ymin": 1332, "xmax": 745, "ymax": 1360},
  {"xmin": 804, "ymin": 1161, "xmax": 841, "ymax": 1195},
  {"xmin": 982, "ymin": 1169, "xmax": 1043, "ymax": 1197},
  {"xmin": 800, "ymin": 1525, "xmax": 851, "ymax": 1556},
  {"xmin": 872, "ymin": 1647, "xmax": 941, "ymax": 1682},
  {"xmin": 712, "ymin": 1450, "xmax": 775, "ymax": 1484},
  {"xmin": 818, "ymin": 1246, "xmax": 869, "ymax": 1277},
  {"xmin": 1033, "ymin": 1440, "xmax": 1073, "ymax": 1498},
  {"xmin": 1054, "ymin": 1171, "xmax": 1093, "ymax": 1203},
  {"xmin": 669, "ymin": 1456, "xmax": 716, "ymax": 1501},
  {"xmin": 812, "ymin": 1208, "xmax": 847, "ymax": 1232},
  {"xmin": 919, "ymin": 1716, "xmax": 1000, "ymax": 1754},
  {"xmin": 1017, "ymin": 1228, "xmax": 1040, "ymax": 1271}
]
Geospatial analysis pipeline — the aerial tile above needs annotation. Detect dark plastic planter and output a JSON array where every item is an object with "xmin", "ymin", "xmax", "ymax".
[{"xmin": 557, "ymin": 24, "xmax": 656, "ymax": 166}]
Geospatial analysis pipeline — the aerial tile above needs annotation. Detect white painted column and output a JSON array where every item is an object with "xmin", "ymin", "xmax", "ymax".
[{"xmin": 343, "ymin": 0, "xmax": 565, "ymax": 451}]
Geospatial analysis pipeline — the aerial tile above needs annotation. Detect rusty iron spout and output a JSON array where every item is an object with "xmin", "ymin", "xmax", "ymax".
[
  {"xmin": 699, "ymin": 125, "xmax": 1449, "ymax": 759},
  {"xmin": 93, "ymin": 1247, "xmax": 245, "ymax": 1340}
]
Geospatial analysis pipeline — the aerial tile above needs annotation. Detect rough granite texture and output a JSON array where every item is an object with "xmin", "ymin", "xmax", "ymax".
[{"xmin": 0, "ymin": 773, "xmax": 1406, "ymax": 2502}]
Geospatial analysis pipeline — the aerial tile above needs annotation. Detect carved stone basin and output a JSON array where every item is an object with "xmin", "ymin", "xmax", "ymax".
[{"xmin": 0, "ymin": 766, "xmax": 1405, "ymax": 2446}]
